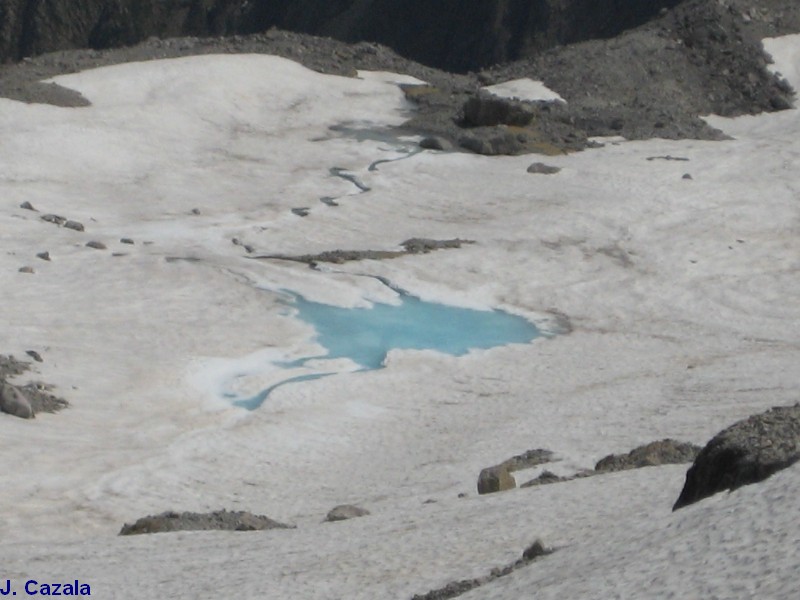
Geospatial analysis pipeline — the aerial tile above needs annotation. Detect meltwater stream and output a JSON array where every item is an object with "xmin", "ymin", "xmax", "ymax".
[{"xmin": 231, "ymin": 289, "xmax": 540, "ymax": 410}]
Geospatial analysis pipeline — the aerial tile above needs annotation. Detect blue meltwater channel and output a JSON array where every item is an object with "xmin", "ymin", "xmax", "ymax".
[{"xmin": 233, "ymin": 291, "xmax": 540, "ymax": 409}]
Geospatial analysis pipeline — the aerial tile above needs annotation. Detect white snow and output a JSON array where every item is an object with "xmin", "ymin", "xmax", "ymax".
[
  {"xmin": 0, "ymin": 34, "xmax": 799, "ymax": 599},
  {"xmin": 482, "ymin": 77, "xmax": 565, "ymax": 103}
]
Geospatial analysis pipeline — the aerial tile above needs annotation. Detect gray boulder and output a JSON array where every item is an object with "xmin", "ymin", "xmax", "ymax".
[
  {"xmin": 419, "ymin": 136, "xmax": 452, "ymax": 151},
  {"xmin": 595, "ymin": 439, "xmax": 701, "ymax": 473},
  {"xmin": 527, "ymin": 162, "xmax": 561, "ymax": 175},
  {"xmin": 673, "ymin": 405, "xmax": 800, "ymax": 510},
  {"xmin": 325, "ymin": 504, "xmax": 370, "ymax": 522},
  {"xmin": 119, "ymin": 509, "xmax": 292, "ymax": 535},
  {"xmin": 0, "ymin": 381, "xmax": 34, "ymax": 419}
]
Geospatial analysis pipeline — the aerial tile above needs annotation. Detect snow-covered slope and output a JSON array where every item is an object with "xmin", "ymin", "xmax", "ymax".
[{"xmin": 0, "ymin": 36, "xmax": 798, "ymax": 599}]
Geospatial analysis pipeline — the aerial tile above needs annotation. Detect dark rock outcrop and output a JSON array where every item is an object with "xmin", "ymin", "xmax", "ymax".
[
  {"xmin": 0, "ymin": 0, "xmax": 247, "ymax": 63},
  {"xmin": 0, "ymin": 0, "xmax": 683, "ymax": 68},
  {"xmin": 673, "ymin": 405, "xmax": 800, "ymax": 510},
  {"xmin": 238, "ymin": 0, "xmax": 686, "ymax": 73},
  {"xmin": 595, "ymin": 439, "xmax": 701, "ymax": 473},
  {"xmin": 119, "ymin": 509, "xmax": 293, "ymax": 535}
]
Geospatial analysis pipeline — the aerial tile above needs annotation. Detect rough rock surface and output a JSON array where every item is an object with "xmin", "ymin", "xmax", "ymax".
[
  {"xmin": 325, "ymin": 504, "xmax": 371, "ymax": 522},
  {"xmin": 0, "ymin": 0, "xmax": 684, "ymax": 69},
  {"xmin": 119, "ymin": 509, "xmax": 293, "ymax": 535},
  {"xmin": 673, "ymin": 404, "xmax": 800, "ymax": 510},
  {"xmin": 595, "ymin": 439, "xmax": 701, "ymax": 473}
]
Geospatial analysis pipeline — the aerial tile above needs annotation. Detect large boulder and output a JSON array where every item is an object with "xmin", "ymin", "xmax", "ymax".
[
  {"xmin": 595, "ymin": 439, "xmax": 701, "ymax": 473},
  {"xmin": 478, "ymin": 448, "xmax": 554, "ymax": 494},
  {"xmin": 477, "ymin": 464, "xmax": 516, "ymax": 495},
  {"xmin": 673, "ymin": 405, "xmax": 800, "ymax": 510},
  {"xmin": 0, "ymin": 381, "xmax": 34, "ymax": 419},
  {"xmin": 119, "ymin": 509, "xmax": 292, "ymax": 535}
]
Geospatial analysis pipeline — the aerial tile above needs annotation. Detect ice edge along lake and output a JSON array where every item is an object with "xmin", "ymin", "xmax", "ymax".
[{"xmin": 230, "ymin": 286, "xmax": 542, "ymax": 409}]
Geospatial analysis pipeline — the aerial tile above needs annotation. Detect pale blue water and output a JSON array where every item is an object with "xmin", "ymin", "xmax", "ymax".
[{"xmin": 233, "ymin": 290, "xmax": 540, "ymax": 410}]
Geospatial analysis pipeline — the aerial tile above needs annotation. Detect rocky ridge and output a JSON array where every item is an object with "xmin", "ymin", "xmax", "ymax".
[{"xmin": 2, "ymin": 1, "xmax": 799, "ymax": 157}]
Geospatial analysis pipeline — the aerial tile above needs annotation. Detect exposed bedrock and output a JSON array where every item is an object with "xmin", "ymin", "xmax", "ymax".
[{"xmin": 673, "ymin": 404, "xmax": 800, "ymax": 510}]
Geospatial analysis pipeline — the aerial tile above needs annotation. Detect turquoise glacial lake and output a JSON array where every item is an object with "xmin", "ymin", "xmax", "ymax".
[{"xmin": 233, "ymin": 290, "xmax": 540, "ymax": 410}]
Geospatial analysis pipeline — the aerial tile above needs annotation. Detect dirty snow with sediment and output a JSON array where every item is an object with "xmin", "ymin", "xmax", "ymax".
[{"xmin": 1, "ymin": 34, "xmax": 799, "ymax": 599}]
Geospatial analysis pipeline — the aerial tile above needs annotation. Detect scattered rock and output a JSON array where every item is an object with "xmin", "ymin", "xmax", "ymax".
[
  {"xmin": 85, "ymin": 241, "xmax": 107, "ymax": 250},
  {"xmin": 18, "ymin": 266, "xmax": 34, "ymax": 274},
  {"xmin": 0, "ymin": 355, "xmax": 28, "ymax": 379},
  {"xmin": 63, "ymin": 220, "xmax": 85, "ymax": 231},
  {"xmin": 520, "ymin": 469, "xmax": 594, "ymax": 488},
  {"xmin": 325, "ymin": 504, "xmax": 370, "ymax": 522},
  {"xmin": 527, "ymin": 162, "xmax": 561, "ymax": 175},
  {"xmin": 120, "ymin": 238, "xmax": 135, "ymax": 244},
  {"xmin": 190, "ymin": 208, "xmax": 201, "ymax": 215},
  {"xmin": 477, "ymin": 464, "xmax": 516, "ymax": 495},
  {"xmin": 36, "ymin": 251, "xmax": 50, "ymax": 261},
  {"xmin": 412, "ymin": 536, "xmax": 554, "ymax": 599},
  {"xmin": 21, "ymin": 382, "xmax": 69, "ymax": 414},
  {"xmin": 595, "ymin": 439, "xmax": 701, "ymax": 473},
  {"xmin": 119, "ymin": 509, "xmax": 293, "ymax": 535},
  {"xmin": 646, "ymin": 155, "xmax": 690, "ymax": 161},
  {"xmin": 40, "ymin": 214, "xmax": 66, "ymax": 225},
  {"xmin": 673, "ymin": 405, "xmax": 800, "ymax": 510},
  {"xmin": 319, "ymin": 196, "xmax": 339, "ymax": 207},
  {"xmin": 25, "ymin": 350, "xmax": 43, "ymax": 363},
  {"xmin": 19, "ymin": 201, "xmax": 36, "ymax": 211},
  {"xmin": 231, "ymin": 238, "xmax": 255, "ymax": 253},
  {"xmin": 0, "ymin": 381, "xmax": 34, "ymax": 419},
  {"xmin": 401, "ymin": 238, "xmax": 474, "ymax": 254},
  {"xmin": 291, "ymin": 207, "xmax": 310, "ymax": 217},
  {"xmin": 683, "ymin": 173, "xmax": 693, "ymax": 179},
  {"xmin": 419, "ymin": 136, "xmax": 452, "ymax": 151},
  {"xmin": 522, "ymin": 539, "xmax": 552, "ymax": 561}
]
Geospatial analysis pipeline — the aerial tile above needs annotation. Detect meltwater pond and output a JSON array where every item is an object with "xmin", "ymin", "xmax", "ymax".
[{"xmin": 232, "ymin": 290, "xmax": 540, "ymax": 410}]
